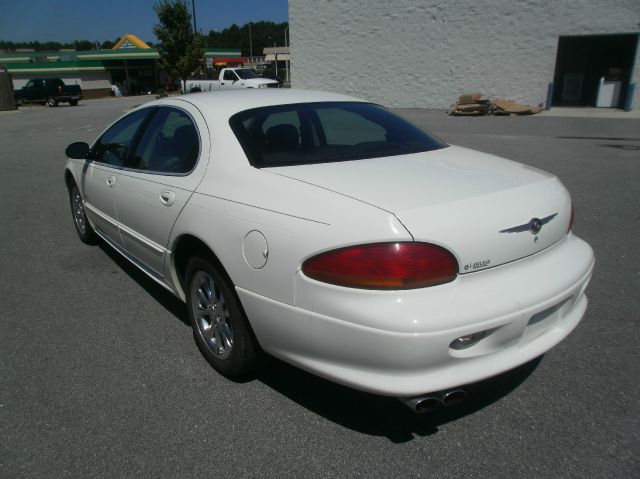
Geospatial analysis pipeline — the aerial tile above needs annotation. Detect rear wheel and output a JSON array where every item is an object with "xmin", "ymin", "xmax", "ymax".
[
  {"xmin": 69, "ymin": 182, "xmax": 98, "ymax": 245},
  {"xmin": 69, "ymin": 100, "xmax": 78, "ymax": 106},
  {"xmin": 186, "ymin": 257, "xmax": 258, "ymax": 377},
  {"xmin": 47, "ymin": 96, "xmax": 57, "ymax": 107}
]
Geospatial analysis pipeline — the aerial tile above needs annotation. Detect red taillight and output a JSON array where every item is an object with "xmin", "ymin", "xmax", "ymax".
[
  {"xmin": 568, "ymin": 204, "xmax": 575, "ymax": 232},
  {"xmin": 57, "ymin": 85, "xmax": 62, "ymax": 94},
  {"xmin": 302, "ymin": 242, "xmax": 458, "ymax": 290}
]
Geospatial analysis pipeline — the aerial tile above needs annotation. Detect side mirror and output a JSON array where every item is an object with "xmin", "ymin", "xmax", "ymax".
[{"xmin": 65, "ymin": 142, "xmax": 90, "ymax": 159}]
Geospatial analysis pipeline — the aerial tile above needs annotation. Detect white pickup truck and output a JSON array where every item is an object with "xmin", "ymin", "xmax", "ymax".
[{"xmin": 186, "ymin": 68, "xmax": 279, "ymax": 92}]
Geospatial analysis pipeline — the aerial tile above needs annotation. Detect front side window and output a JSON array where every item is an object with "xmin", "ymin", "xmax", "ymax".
[
  {"xmin": 223, "ymin": 70, "xmax": 238, "ymax": 81},
  {"xmin": 230, "ymin": 102, "xmax": 448, "ymax": 167},
  {"xmin": 130, "ymin": 107, "xmax": 200, "ymax": 174},
  {"xmin": 91, "ymin": 108, "xmax": 152, "ymax": 166}
]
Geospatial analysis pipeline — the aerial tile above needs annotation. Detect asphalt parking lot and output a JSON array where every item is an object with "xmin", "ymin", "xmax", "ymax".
[{"xmin": 1, "ymin": 96, "xmax": 638, "ymax": 478}]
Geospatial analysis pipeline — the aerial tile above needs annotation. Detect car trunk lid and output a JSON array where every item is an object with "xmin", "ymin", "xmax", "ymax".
[{"xmin": 265, "ymin": 146, "xmax": 572, "ymax": 273}]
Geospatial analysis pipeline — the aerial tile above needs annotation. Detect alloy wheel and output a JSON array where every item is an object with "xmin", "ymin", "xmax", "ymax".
[
  {"xmin": 71, "ymin": 186, "xmax": 86, "ymax": 234},
  {"xmin": 190, "ymin": 271, "xmax": 234, "ymax": 359}
]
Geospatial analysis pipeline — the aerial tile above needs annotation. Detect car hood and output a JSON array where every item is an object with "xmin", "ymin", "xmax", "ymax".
[
  {"xmin": 244, "ymin": 78, "xmax": 279, "ymax": 85},
  {"xmin": 265, "ymin": 146, "xmax": 572, "ymax": 273}
]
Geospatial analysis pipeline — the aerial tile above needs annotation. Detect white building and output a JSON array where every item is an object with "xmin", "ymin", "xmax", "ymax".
[{"xmin": 290, "ymin": 0, "xmax": 640, "ymax": 110}]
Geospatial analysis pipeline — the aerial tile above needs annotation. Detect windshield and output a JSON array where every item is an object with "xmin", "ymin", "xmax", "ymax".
[
  {"xmin": 229, "ymin": 102, "xmax": 448, "ymax": 167},
  {"xmin": 235, "ymin": 69, "xmax": 260, "ymax": 79}
]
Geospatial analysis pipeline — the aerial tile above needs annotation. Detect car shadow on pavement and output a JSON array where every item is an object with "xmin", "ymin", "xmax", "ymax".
[
  {"xmin": 256, "ymin": 354, "xmax": 543, "ymax": 443},
  {"xmin": 98, "ymin": 242, "xmax": 189, "ymax": 326},
  {"xmin": 96, "ymin": 241, "xmax": 542, "ymax": 441}
]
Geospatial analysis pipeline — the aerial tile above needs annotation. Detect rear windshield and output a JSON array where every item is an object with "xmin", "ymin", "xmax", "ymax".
[{"xmin": 229, "ymin": 102, "xmax": 447, "ymax": 167}]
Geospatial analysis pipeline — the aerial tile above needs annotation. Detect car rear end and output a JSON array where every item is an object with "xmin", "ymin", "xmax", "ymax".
[
  {"xmin": 214, "ymin": 94, "xmax": 595, "ymax": 397},
  {"xmin": 248, "ymin": 158, "xmax": 594, "ymax": 396},
  {"xmin": 56, "ymin": 79, "xmax": 82, "ymax": 103}
]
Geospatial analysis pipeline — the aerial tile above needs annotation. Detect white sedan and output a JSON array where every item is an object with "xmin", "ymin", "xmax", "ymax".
[{"xmin": 64, "ymin": 90, "xmax": 594, "ymax": 413}]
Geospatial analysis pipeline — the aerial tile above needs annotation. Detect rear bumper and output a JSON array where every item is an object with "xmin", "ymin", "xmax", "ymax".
[
  {"xmin": 58, "ymin": 95, "xmax": 82, "ymax": 101},
  {"xmin": 237, "ymin": 234, "xmax": 594, "ymax": 396}
]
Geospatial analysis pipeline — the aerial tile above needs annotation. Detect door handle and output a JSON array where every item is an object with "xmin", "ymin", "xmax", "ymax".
[
  {"xmin": 159, "ymin": 190, "xmax": 176, "ymax": 206},
  {"xmin": 106, "ymin": 176, "xmax": 116, "ymax": 187}
]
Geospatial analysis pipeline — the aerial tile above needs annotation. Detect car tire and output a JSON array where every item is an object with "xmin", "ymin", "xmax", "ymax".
[
  {"xmin": 68, "ymin": 182, "xmax": 98, "ymax": 245},
  {"xmin": 16, "ymin": 97, "xmax": 23, "ymax": 107},
  {"xmin": 47, "ymin": 96, "xmax": 57, "ymax": 107},
  {"xmin": 69, "ymin": 100, "xmax": 78, "ymax": 106},
  {"xmin": 186, "ymin": 256, "xmax": 258, "ymax": 378}
]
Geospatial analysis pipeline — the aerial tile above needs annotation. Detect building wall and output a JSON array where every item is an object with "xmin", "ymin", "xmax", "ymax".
[
  {"xmin": 290, "ymin": 0, "xmax": 640, "ymax": 109},
  {"xmin": 79, "ymin": 73, "xmax": 112, "ymax": 91},
  {"xmin": 12, "ymin": 71, "xmax": 112, "ymax": 97}
]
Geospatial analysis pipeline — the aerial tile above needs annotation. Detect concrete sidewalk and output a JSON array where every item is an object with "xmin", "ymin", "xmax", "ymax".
[{"xmin": 540, "ymin": 106, "xmax": 640, "ymax": 119}]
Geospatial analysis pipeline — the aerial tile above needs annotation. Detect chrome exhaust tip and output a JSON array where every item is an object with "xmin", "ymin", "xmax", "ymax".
[
  {"xmin": 400, "ymin": 396, "xmax": 440, "ymax": 413},
  {"xmin": 400, "ymin": 389, "xmax": 467, "ymax": 413},
  {"xmin": 439, "ymin": 389, "xmax": 467, "ymax": 407}
]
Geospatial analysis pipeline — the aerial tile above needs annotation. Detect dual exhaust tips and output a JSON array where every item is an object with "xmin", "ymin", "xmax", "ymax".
[{"xmin": 400, "ymin": 389, "xmax": 467, "ymax": 413}]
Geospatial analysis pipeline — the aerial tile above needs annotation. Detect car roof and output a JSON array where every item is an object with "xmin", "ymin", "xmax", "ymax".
[{"xmin": 164, "ymin": 89, "xmax": 370, "ymax": 119}]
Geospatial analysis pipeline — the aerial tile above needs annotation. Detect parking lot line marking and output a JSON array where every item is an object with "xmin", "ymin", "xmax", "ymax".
[{"xmin": 67, "ymin": 124, "xmax": 92, "ymax": 132}]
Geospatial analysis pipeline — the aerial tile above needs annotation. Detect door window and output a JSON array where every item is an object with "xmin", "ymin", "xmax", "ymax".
[
  {"xmin": 223, "ymin": 70, "xmax": 237, "ymax": 81},
  {"xmin": 91, "ymin": 108, "xmax": 152, "ymax": 166},
  {"xmin": 130, "ymin": 107, "xmax": 200, "ymax": 174}
]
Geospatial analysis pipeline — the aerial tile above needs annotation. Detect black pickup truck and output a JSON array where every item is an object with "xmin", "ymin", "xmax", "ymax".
[{"xmin": 15, "ymin": 78, "xmax": 82, "ymax": 107}]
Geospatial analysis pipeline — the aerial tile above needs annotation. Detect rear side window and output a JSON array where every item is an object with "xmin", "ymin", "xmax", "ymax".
[
  {"xmin": 229, "ymin": 102, "xmax": 447, "ymax": 167},
  {"xmin": 91, "ymin": 108, "xmax": 152, "ymax": 166},
  {"xmin": 130, "ymin": 107, "xmax": 200, "ymax": 174}
]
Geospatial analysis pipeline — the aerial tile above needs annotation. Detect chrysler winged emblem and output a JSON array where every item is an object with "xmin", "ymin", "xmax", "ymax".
[{"xmin": 500, "ymin": 213, "xmax": 558, "ymax": 235}]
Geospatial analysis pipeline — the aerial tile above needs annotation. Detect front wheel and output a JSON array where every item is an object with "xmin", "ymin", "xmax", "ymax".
[
  {"xmin": 47, "ymin": 96, "xmax": 57, "ymax": 107},
  {"xmin": 69, "ymin": 182, "xmax": 98, "ymax": 245},
  {"xmin": 186, "ymin": 257, "xmax": 258, "ymax": 377}
]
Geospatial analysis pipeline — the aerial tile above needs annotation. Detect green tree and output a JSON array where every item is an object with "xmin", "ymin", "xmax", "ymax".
[
  {"xmin": 206, "ymin": 21, "xmax": 288, "ymax": 57},
  {"xmin": 153, "ymin": 0, "xmax": 203, "ymax": 89},
  {"xmin": 100, "ymin": 38, "xmax": 119, "ymax": 49},
  {"xmin": 74, "ymin": 40, "xmax": 95, "ymax": 51}
]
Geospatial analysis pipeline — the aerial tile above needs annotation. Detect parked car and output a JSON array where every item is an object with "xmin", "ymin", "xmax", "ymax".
[
  {"xmin": 111, "ymin": 84, "xmax": 127, "ymax": 97},
  {"xmin": 186, "ymin": 68, "xmax": 279, "ymax": 92},
  {"xmin": 15, "ymin": 77, "xmax": 82, "ymax": 107},
  {"xmin": 64, "ymin": 90, "xmax": 594, "ymax": 413}
]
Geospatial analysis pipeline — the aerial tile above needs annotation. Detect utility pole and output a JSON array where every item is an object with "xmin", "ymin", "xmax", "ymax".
[
  {"xmin": 269, "ymin": 37, "xmax": 278, "ymax": 79},
  {"xmin": 284, "ymin": 27, "xmax": 289, "ymax": 84},
  {"xmin": 249, "ymin": 23, "xmax": 253, "ymax": 60},
  {"xmin": 191, "ymin": 0, "xmax": 197, "ymax": 33},
  {"xmin": 274, "ymin": 40, "xmax": 278, "ymax": 79}
]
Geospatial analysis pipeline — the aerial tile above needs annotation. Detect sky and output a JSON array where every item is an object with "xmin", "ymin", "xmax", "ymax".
[{"xmin": 0, "ymin": 0, "xmax": 288, "ymax": 44}]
